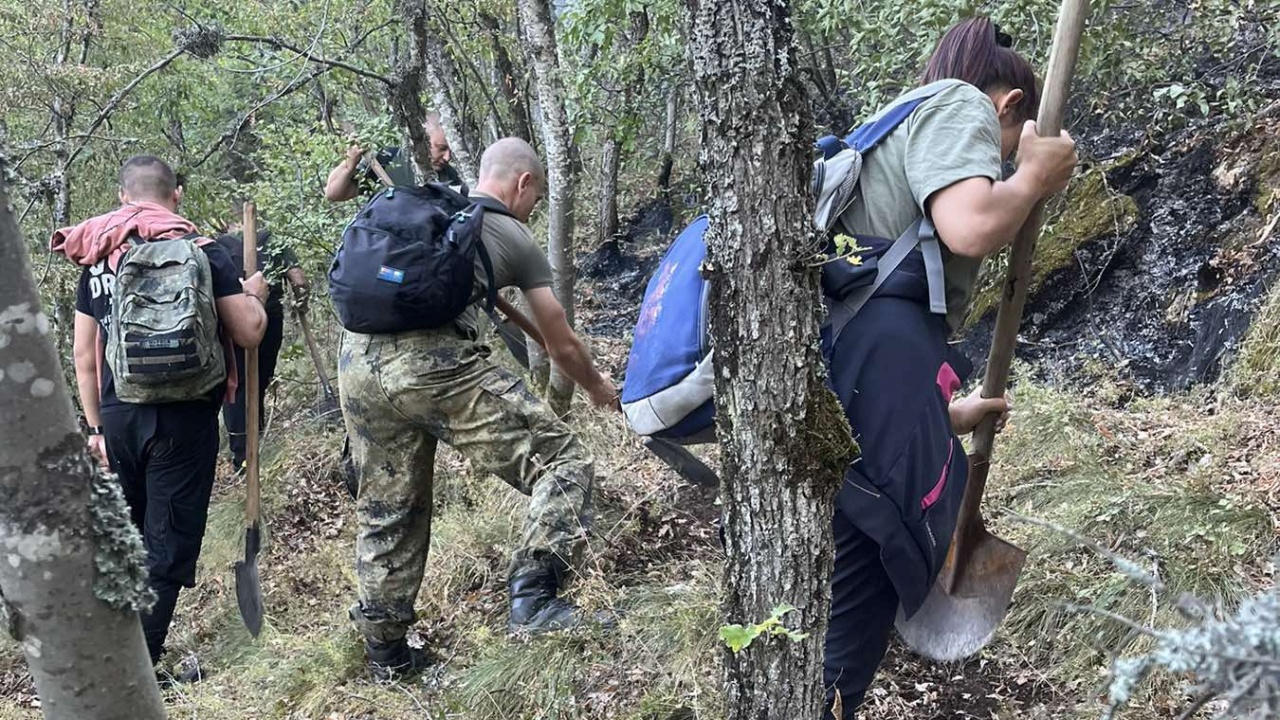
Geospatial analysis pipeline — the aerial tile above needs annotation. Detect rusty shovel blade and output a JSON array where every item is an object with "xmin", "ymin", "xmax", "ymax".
[
  {"xmin": 895, "ymin": 524, "xmax": 1026, "ymax": 662},
  {"xmin": 234, "ymin": 523, "xmax": 264, "ymax": 638}
]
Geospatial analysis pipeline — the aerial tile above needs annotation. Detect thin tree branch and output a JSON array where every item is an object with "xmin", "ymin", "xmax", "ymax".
[
  {"xmin": 65, "ymin": 46, "xmax": 187, "ymax": 166},
  {"xmin": 188, "ymin": 19, "xmax": 389, "ymax": 171},
  {"xmin": 223, "ymin": 34, "xmax": 392, "ymax": 86},
  {"xmin": 188, "ymin": 65, "xmax": 333, "ymax": 170},
  {"xmin": 1174, "ymin": 690, "xmax": 1217, "ymax": 720}
]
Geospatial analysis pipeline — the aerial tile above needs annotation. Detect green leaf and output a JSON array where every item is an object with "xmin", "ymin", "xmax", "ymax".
[
  {"xmin": 719, "ymin": 623, "xmax": 758, "ymax": 653},
  {"xmin": 720, "ymin": 603, "xmax": 808, "ymax": 653}
]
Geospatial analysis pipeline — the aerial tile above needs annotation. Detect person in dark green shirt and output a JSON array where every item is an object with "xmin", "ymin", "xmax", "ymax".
[{"xmin": 324, "ymin": 113, "xmax": 463, "ymax": 201}]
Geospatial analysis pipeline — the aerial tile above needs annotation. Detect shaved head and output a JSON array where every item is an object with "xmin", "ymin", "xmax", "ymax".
[
  {"xmin": 478, "ymin": 138, "xmax": 545, "ymax": 190},
  {"xmin": 119, "ymin": 155, "xmax": 178, "ymax": 202}
]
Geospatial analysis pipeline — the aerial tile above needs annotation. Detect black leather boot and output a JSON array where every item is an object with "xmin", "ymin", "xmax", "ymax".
[
  {"xmin": 507, "ymin": 566, "xmax": 599, "ymax": 634},
  {"xmin": 366, "ymin": 637, "xmax": 433, "ymax": 682}
]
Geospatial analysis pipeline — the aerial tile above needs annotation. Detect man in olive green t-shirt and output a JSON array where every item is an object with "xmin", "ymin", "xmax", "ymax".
[{"xmin": 337, "ymin": 138, "xmax": 620, "ymax": 681}]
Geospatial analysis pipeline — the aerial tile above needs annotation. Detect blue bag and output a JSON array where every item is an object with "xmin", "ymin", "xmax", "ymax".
[{"xmin": 622, "ymin": 95, "xmax": 946, "ymax": 440}]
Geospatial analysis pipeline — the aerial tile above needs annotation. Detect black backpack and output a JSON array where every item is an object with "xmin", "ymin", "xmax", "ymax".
[{"xmin": 328, "ymin": 183, "xmax": 503, "ymax": 334}]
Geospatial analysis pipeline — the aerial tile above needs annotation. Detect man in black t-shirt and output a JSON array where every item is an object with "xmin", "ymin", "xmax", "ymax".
[
  {"xmin": 215, "ymin": 202, "xmax": 310, "ymax": 474},
  {"xmin": 53, "ymin": 155, "xmax": 269, "ymax": 673}
]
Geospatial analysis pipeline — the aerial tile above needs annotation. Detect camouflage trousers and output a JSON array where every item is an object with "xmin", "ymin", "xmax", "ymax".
[{"xmin": 338, "ymin": 328, "xmax": 595, "ymax": 643}]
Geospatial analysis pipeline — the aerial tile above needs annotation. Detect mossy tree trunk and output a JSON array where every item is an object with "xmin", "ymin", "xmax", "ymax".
[
  {"xmin": 688, "ymin": 0, "xmax": 855, "ymax": 718},
  {"xmin": 517, "ymin": 0, "xmax": 577, "ymax": 415},
  {"xmin": 0, "ymin": 174, "xmax": 164, "ymax": 718}
]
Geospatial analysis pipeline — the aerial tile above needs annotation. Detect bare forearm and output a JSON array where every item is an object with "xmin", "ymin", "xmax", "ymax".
[
  {"xmin": 324, "ymin": 159, "xmax": 360, "ymax": 202},
  {"xmin": 931, "ymin": 173, "xmax": 1041, "ymax": 259},
  {"xmin": 550, "ymin": 337, "xmax": 606, "ymax": 393},
  {"xmin": 75, "ymin": 369, "xmax": 101, "ymax": 427},
  {"xmin": 976, "ymin": 172, "xmax": 1042, "ymax": 251}
]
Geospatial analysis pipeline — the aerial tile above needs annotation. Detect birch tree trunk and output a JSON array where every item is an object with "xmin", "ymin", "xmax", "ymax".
[
  {"xmin": 687, "ymin": 0, "xmax": 856, "ymax": 718},
  {"xmin": 516, "ymin": 0, "xmax": 577, "ymax": 415},
  {"xmin": 0, "ymin": 171, "xmax": 165, "ymax": 719}
]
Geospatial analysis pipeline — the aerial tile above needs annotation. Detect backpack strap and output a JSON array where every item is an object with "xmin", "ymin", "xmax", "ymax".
[
  {"xmin": 918, "ymin": 219, "xmax": 948, "ymax": 315},
  {"xmin": 457, "ymin": 202, "xmax": 501, "ymax": 313},
  {"xmin": 467, "ymin": 194, "xmax": 517, "ymax": 219},
  {"xmin": 812, "ymin": 94, "xmax": 935, "ymax": 160},
  {"xmin": 814, "ymin": 135, "xmax": 847, "ymax": 161},
  {"xmin": 826, "ymin": 220, "xmax": 921, "ymax": 346},
  {"xmin": 844, "ymin": 96, "xmax": 931, "ymax": 153},
  {"xmin": 825, "ymin": 217, "xmax": 948, "ymax": 348},
  {"xmin": 475, "ymin": 229, "xmax": 498, "ymax": 313}
]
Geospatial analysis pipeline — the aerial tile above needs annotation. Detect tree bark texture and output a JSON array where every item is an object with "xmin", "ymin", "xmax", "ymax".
[
  {"xmin": 390, "ymin": 0, "xmax": 439, "ymax": 183},
  {"xmin": 0, "ymin": 172, "xmax": 165, "ymax": 718},
  {"xmin": 483, "ymin": 12, "xmax": 536, "ymax": 145},
  {"xmin": 421, "ymin": 3, "xmax": 480, "ymax": 184},
  {"xmin": 597, "ymin": 135, "xmax": 621, "ymax": 248},
  {"xmin": 517, "ymin": 0, "xmax": 577, "ymax": 414},
  {"xmin": 688, "ymin": 1, "xmax": 856, "ymax": 719},
  {"xmin": 658, "ymin": 86, "xmax": 678, "ymax": 193}
]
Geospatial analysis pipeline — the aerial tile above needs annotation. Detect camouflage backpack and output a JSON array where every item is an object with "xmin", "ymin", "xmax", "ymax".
[{"xmin": 106, "ymin": 234, "xmax": 225, "ymax": 403}]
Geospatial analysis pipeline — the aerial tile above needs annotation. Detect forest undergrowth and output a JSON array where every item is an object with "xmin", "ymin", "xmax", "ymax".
[{"xmin": 0, "ymin": 332, "xmax": 1275, "ymax": 720}]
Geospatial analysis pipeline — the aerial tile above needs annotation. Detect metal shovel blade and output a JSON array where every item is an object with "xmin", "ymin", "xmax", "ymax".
[
  {"xmin": 314, "ymin": 391, "xmax": 342, "ymax": 425},
  {"xmin": 642, "ymin": 436, "xmax": 720, "ymax": 488},
  {"xmin": 895, "ymin": 525, "xmax": 1026, "ymax": 661},
  {"xmin": 234, "ymin": 523, "xmax": 264, "ymax": 638},
  {"xmin": 489, "ymin": 310, "xmax": 531, "ymax": 369}
]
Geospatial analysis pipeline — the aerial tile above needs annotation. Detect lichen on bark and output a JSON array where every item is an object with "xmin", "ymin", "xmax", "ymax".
[{"xmin": 89, "ymin": 467, "xmax": 154, "ymax": 612}]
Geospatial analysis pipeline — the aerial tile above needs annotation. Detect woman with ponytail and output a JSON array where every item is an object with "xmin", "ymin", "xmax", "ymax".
[{"xmin": 821, "ymin": 17, "xmax": 1077, "ymax": 717}]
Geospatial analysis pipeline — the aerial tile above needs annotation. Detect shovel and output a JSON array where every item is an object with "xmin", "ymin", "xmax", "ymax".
[
  {"xmin": 895, "ymin": 0, "xmax": 1091, "ymax": 662},
  {"xmin": 291, "ymin": 293, "xmax": 341, "ymax": 422},
  {"xmin": 235, "ymin": 201, "xmax": 265, "ymax": 638}
]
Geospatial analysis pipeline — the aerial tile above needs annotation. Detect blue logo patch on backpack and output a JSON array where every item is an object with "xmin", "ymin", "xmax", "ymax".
[
  {"xmin": 328, "ymin": 183, "xmax": 506, "ymax": 334},
  {"xmin": 622, "ymin": 91, "xmax": 947, "ymax": 440},
  {"xmin": 377, "ymin": 266, "xmax": 406, "ymax": 284}
]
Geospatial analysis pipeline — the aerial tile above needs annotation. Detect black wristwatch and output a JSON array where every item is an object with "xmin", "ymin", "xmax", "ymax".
[{"xmin": 86, "ymin": 425, "xmax": 104, "ymax": 436}]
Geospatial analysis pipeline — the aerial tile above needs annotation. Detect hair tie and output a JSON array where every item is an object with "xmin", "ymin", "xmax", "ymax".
[{"xmin": 993, "ymin": 23, "xmax": 1013, "ymax": 48}]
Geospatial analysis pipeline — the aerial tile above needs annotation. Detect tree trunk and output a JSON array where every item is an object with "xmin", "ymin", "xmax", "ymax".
[
  {"xmin": 483, "ymin": 12, "xmax": 535, "ymax": 145},
  {"xmin": 688, "ymin": 1, "xmax": 856, "ymax": 719},
  {"xmin": 517, "ymin": 0, "xmax": 577, "ymax": 415},
  {"xmin": 389, "ymin": 0, "xmax": 438, "ymax": 183},
  {"xmin": 598, "ymin": 135, "xmax": 621, "ymax": 248},
  {"xmin": 658, "ymin": 86, "xmax": 678, "ymax": 194},
  {"xmin": 0, "ymin": 170, "xmax": 165, "ymax": 719},
  {"xmin": 420, "ymin": 3, "xmax": 480, "ymax": 184}
]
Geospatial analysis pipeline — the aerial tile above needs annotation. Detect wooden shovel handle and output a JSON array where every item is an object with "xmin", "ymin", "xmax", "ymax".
[
  {"xmin": 955, "ymin": 0, "xmax": 1091, "ymax": 537},
  {"xmin": 365, "ymin": 153, "xmax": 548, "ymax": 351},
  {"xmin": 364, "ymin": 151, "xmax": 398, "ymax": 188},
  {"xmin": 243, "ymin": 202, "xmax": 261, "ymax": 525},
  {"xmin": 494, "ymin": 295, "xmax": 545, "ymax": 349},
  {"xmin": 294, "ymin": 306, "xmax": 335, "ymax": 399}
]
